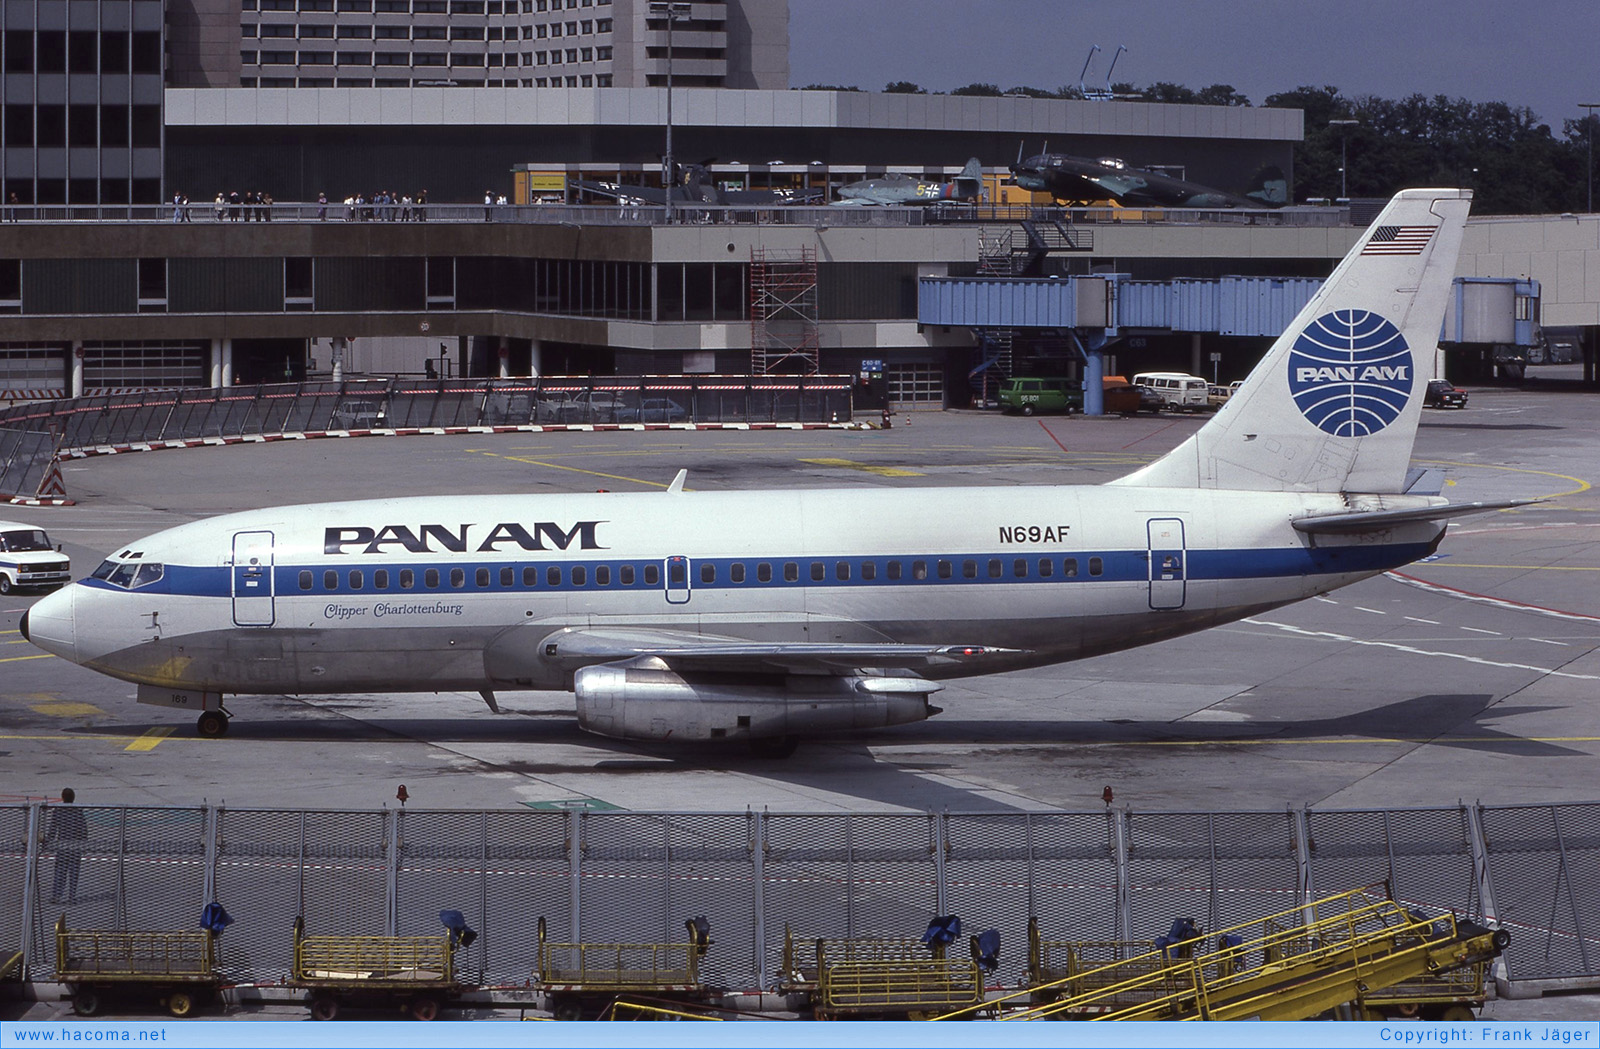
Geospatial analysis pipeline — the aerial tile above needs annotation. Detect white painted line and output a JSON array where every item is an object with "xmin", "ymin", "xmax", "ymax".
[
  {"xmin": 1460, "ymin": 626, "xmax": 1501, "ymax": 635},
  {"xmin": 1403, "ymin": 616, "xmax": 1440, "ymax": 625},
  {"xmin": 1243, "ymin": 618, "xmax": 1600, "ymax": 680},
  {"xmin": 1355, "ymin": 607, "xmax": 1386, "ymax": 615},
  {"xmin": 1528, "ymin": 638, "xmax": 1570, "ymax": 646}
]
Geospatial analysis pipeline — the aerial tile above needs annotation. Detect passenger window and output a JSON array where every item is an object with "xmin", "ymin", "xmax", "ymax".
[
  {"xmin": 374, "ymin": 569, "xmax": 389, "ymax": 590},
  {"xmin": 1089, "ymin": 557, "xmax": 1103, "ymax": 577},
  {"xmin": 989, "ymin": 559, "xmax": 1003, "ymax": 579},
  {"xmin": 887, "ymin": 561, "xmax": 902, "ymax": 581},
  {"xmin": 424, "ymin": 568, "xmax": 440, "ymax": 588},
  {"xmin": 961, "ymin": 560, "xmax": 976, "ymax": 579},
  {"xmin": 644, "ymin": 564, "xmax": 659, "ymax": 586},
  {"xmin": 1063, "ymin": 558, "xmax": 1078, "ymax": 578},
  {"xmin": 912, "ymin": 560, "xmax": 927, "ymax": 580},
  {"xmin": 324, "ymin": 570, "xmax": 337, "ymax": 590},
  {"xmin": 731, "ymin": 563, "xmax": 745, "ymax": 584},
  {"xmin": 784, "ymin": 562, "xmax": 798, "ymax": 582},
  {"xmin": 668, "ymin": 559, "xmax": 687, "ymax": 586},
  {"xmin": 571, "ymin": 566, "xmax": 586, "ymax": 586},
  {"xmin": 547, "ymin": 566, "xmax": 561, "ymax": 587},
  {"xmin": 861, "ymin": 562, "xmax": 876, "ymax": 581},
  {"xmin": 700, "ymin": 563, "xmax": 715, "ymax": 584},
  {"xmin": 476, "ymin": 567, "xmax": 490, "ymax": 587},
  {"xmin": 400, "ymin": 569, "xmax": 415, "ymax": 589},
  {"xmin": 810, "ymin": 562, "xmax": 825, "ymax": 582},
  {"xmin": 450, "ymin": 568, "xmax": 465, "ymax": 588},
  {"xmin": 523, "ymin": 566, "xmax": 538, "ymax": 587},
  {"xmin": 1013, "ymin": 559, "xmax": 1027, "ymax": 578},
  {"xmin": 757, "ymin": 562, "xmax": 772, "ymax": 583},
  {"xmin": 349, "ymin": 569, "xmax": 363, "ymax": 590},
  {"xmin": 836, "ymin": 561, "xmax": 850, "ymax": 581},
  {"xmin": 500, "ymin": 566, "xmax": 514, "ymax": 587},
  {"xmin": 1038, "ymin": 558, "xmax": 1053, "ymax": 578},
  {"xmin": 620, "ymin": 564, "xmax": 635, "ymax": 586},
  {"xmin": 937, "ymin": 560, "xmax": 952, "ymax": 580},
  {"xmin": 596, "ymin": 565, "xmax": 610, "ymax": 586},
  {"xmin": 299, "ymin": 570, "xmax": 313, "ymax": 590}
]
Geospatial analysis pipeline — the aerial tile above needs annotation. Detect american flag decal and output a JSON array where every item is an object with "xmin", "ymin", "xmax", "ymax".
[{"xmin": 1361, "ymin": 225, "xmax": 1435, "ymax": 255}]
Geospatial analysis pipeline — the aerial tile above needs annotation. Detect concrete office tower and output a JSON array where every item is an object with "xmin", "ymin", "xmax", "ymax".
[
  {"xmin": 0, "ymin": 0, "xmax": 166, "ymax": 204},
  {"xmin": 165, "ymin": 0, "xmax": 785, "ymax": 90}
]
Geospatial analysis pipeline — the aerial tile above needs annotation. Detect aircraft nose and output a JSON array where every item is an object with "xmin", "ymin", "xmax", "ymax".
[{"xmin": 23, "ymin": 584, "xmax": 78, "ymax": 663}]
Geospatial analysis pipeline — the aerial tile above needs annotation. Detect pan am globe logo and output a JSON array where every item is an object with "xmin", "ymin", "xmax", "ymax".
[{"xmin": 1287, "ymin": 310, "xmax": 1413, "ymax": 436}]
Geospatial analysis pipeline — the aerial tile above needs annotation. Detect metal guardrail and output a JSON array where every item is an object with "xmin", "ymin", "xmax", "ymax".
[
  {"xmin": 0, "ymin": 201, "xmax": 1351, "ymax": 229},
  {"xmin": 5, "ymin": 802, "xmax": 1597, "ymax": 996}
]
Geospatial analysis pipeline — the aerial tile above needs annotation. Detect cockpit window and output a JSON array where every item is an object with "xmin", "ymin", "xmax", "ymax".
[
  {"xmin": 94, "ymin": 561, "xmax": 164, "ymax": 589},
  {"xmin": 0, "ymin": 529, "xmax": 50, "ymax": 552}
]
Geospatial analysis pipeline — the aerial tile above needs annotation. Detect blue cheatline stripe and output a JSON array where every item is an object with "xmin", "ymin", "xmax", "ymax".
[{"xmin": 74, "ymin": 543, "xmax": 1436, "ymax": 600}]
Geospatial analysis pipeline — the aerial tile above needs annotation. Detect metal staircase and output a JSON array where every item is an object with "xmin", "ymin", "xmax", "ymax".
[{"xmin": 749, "ymin": 247, "xmax": 820, "ymax": 375}]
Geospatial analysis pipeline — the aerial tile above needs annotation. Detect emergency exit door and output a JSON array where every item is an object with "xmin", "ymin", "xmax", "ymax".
[
  {"xmin": 1146, "ymin": 518, "xmax": 1187, "ymax": 610},
  {"xmin": 232, "ymin": 530, "xmax": 276, "ymax": 626}
]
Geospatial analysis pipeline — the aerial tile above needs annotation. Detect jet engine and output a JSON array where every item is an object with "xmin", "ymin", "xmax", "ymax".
[{"xmin": 572, "ymin": 661, "xmax": 941, "ymax": 743}]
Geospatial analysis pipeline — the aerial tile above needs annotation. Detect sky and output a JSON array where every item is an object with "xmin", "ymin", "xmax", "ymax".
[{"xmin": 789, "ymin": 0, "xmax": 1600, "ymax": 130}]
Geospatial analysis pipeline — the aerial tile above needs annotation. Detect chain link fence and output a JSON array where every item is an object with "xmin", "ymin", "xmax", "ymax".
[{"xmin": 4, "ymin": 801, "xmax": 1596, "ymax": 996}]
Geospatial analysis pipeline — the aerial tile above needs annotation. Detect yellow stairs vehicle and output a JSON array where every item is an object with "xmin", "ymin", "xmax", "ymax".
[
  {"xmin": 290, "ymin": 916, "xmax": 462, "ymax": 1021},
  {"xmin": 536, "ymin": 915, "xmax": 712, "ymax": 1021},
  {"xmin": 780, "ymin": 926, "xmax": 987, "ymax": 1020},
  {"xmin": 54, "ymin": 917, "xmax": 223, "ymax": 1017},
  {"xmin": 951, "ymin": 884, "xmax": 1507, "ymax": 1021}
]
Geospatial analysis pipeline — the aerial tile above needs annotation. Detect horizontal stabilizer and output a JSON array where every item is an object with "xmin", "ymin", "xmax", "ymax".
[{"xmin": 1291, "ymin": 498, "xmax": 1540, "ymax": 535}]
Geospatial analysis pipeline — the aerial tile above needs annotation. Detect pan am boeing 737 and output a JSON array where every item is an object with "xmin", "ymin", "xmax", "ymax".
[{"xmin": 23, "ymin": 190, "xmax": 1526, "ymax": 756}]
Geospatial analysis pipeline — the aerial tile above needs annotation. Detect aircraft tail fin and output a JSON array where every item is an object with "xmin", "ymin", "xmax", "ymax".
[
  {"xmin": 956, "ymin": 157, "xmax": 984, "ymax": 199},
  {"xmin": 1110, "ymin": 188, "xmax": 1471, "ymax": 495},
  {"xmin": 1245, "ymin": 164, "xmax": 1289, "ymax": 207}
]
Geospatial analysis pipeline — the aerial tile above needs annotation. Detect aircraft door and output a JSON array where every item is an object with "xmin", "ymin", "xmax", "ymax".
[
  {"xmin": 664, "ymin": 555, "xmax": 691, "ymax": 605},
  {"xmin": 1146, "ymin": 518, "xmax": 1186, "ymax": 611},
  {"xmin": 231, "ymin": 530, "xmax": 276, "ymax": 626}
]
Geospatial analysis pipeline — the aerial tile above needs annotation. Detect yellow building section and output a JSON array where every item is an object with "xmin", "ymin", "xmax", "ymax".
[
  {"xmin": 983, "ymin": 173, "xmax": 1051, "ymax": 206},
  {"xmin": 514, "ymin": 171, "xmax": 570, "ymax": 205}
]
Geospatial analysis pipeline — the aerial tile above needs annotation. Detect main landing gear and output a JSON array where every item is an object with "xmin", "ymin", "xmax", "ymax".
[{"xmin": 196, "ymin": 706, "xmax": 232, "ymax": 738}]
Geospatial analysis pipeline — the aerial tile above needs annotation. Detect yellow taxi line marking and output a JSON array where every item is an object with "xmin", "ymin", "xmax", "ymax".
[
  {"xmin": 1, "ymin": 653, "xmax": 54, "ymax": 664},
  {"xmin": 1417, "ymin": 459, "xmax": 1592, "ymax": 500},
  {"xmin": 31, "ymin": 702, "xmax": 104, "ymax": 717},
  {"xmin": 5, "ymin": 638, "xmax": 34, "ymax": 644},
  {"xmin": 124, "ymin": 727, "xmax": 174, "ymax": 752},
  {"xmin": 469, "ymin": 451, "xmax": 677, "ymax": 490},
  {"xmin": 799, "ymin": 458, "xmax": 923, "ymax": 477}
]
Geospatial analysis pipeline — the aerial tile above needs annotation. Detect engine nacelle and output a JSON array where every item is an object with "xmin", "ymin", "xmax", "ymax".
[{"xmin": 572, "ymin": 662, "xmax": 941, "ymax": 742}]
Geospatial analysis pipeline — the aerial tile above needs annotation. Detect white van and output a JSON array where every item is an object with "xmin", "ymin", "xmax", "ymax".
[
  {"xmin": 1131, "ymin": 372, "xmax": 1211, "ymax": 412},
  {"xmin": 0, "ymin": 521, "xmax": 71, "ymax": 594}
]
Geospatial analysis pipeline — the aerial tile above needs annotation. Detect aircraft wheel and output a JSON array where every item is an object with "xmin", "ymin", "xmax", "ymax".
[
  {"xmin": 1021, "ymin": 404, "xmax": 1036, "ymax": 417},
  {"xmin": 408, "ymin": 995, "xmax": 440, "ymax": 1021},
  {"xmin": 310, "ymin": 993, "xmax": 340, "ymax": 1021},
  {"xmin": 196, "ymin": 710, "xmax": 229, "ymax": 738},
  {"xmin": 167, "ymin": 990, "xmax": 196, "ymax": 1018},
  {"xmin": 72, "ymin": 988, "xmax": 102, "ymax": 1017},
  {"xmin": 748, "ymin": 735, "xmax": 799, "ymax": 759}
]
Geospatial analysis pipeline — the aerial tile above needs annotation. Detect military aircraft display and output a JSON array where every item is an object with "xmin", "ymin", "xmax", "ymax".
[
  {"xmin": 833, "ymin": 158, "xmax": 986, "ymax": 206},
  {"xmin": 1012, "ymin": 150, "xmax": 1288, "ymax": 208},
  {"xmin": 25, "ymin": 189, "xmax": 1526, "ymax": 757}
]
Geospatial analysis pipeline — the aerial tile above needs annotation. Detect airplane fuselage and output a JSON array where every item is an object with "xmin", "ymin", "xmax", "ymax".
[{"xmin": 27, "ymin": 484, "xmax": 1443, "ymax": 698}]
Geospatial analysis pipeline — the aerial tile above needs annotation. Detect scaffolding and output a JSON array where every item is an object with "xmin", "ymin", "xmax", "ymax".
[{"xmin": 749, "ymin": 247, "xmax": 819, "ymax": 375}]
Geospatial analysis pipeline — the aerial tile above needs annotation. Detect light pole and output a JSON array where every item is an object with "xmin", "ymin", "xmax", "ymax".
[
  {"xmin": 1328, "ymin": 119, "xmax": 1357, "ymax": 200},
  {"xmin": 1581, "ymin": 103, "xmax": 1600, "ymax": 214},
  {"xmin": 650, "ymin": 1, "xmax": 690, "ymax": 224}
]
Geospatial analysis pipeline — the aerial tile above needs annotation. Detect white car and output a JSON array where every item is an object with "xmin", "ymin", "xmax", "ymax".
[{"xmin": 0, "ymin": 521, "xmax": 71, "ymax": 594}]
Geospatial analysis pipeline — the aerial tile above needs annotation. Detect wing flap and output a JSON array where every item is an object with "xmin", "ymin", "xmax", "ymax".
[{"xmin": 537, "ymin": 626, "xmax": 1022, "ymax": 674}]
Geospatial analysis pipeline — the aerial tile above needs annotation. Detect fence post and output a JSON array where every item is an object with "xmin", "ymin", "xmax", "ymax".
[
  {"xmin": 1111, "ymin": 808, "xmax": 1131, "ymax": 943},
  {"xmin": 385, "ymin": 808, "xmax": 399, "ymax": 937},
  {"xmin": 932, "ymin": 812, "xmax": 948, "ymax": 918},
  {"xmin": 202, "ymin": 803, "xmax": 219, "ymax": 906},
  {"xmin": 750, "ymin": 809, "xmax": 766, "ymax": 990},
  {"xmin": 568, "ymin": 811, "xmax": 583, "ymax": 941},
  {"xmin": 20, "ymin": 803, "xmax": 40, "ymax": 978},
  {"xmin": 1291, "ymin": 805, "xmax": 1312, "ymax": 909}
]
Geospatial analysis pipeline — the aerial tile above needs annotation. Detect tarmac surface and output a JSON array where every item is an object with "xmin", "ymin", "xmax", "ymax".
[{"xmin": 4, "ymin": 378, "xmax": 1600, "ymax": 1021}]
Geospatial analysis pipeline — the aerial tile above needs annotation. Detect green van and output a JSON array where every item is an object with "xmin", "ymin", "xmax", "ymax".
[{"xmin": 998, "ymin": 377, "xmax": 1083, "ymax": 416}]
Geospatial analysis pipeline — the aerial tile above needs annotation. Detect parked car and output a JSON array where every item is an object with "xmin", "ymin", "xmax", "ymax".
[
  {"xmin": 1207, "ymin": 384, "xmax": 1232, "ymax": 410},
  {"xmin": 1102, "ymin": 375, "xmax": 1161, "ymax": 415},
  {"xmin": 998, "ymin": 377, "xmax": 1083, "ymax": 416},
  {"xmin": 1424, "ymin": 379, "xmax": 1468, "ymax": 409},
  {"xmin": 537, "ymin": 391, "xmax": 628, "ymax": 423},
  {"xmin": 1131, "ymin": 372, "xmax": 1211, "ymax": 412},
  {"xmin": 0, "ymin": 521, "xmax": 70, "ymax": 595},
  {"xmin": 617, "ymin": 397, "xmax": 689, "ymax": 424}
]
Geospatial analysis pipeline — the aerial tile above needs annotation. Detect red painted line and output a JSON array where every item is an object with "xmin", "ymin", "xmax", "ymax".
[
  {"xmin": 1121, "ymin": 418, "xmax": 1183, "ymax": 449},
  {"xmin": 1036, "ymin": 419, "xmax": 1069, "ymax": 453}
]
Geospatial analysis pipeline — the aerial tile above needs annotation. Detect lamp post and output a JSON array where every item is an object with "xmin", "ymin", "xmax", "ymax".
[
  {"xmin": 1328, "ymin": 119, "xmax": 1358, "ymax": 200},
  {"xmin": 1581, "ymin": 103, "xmax": 1600, "ymax": 214},
  {"xmin": 650, "ymin": 1, "xmax": 690, "ymax": 224}
]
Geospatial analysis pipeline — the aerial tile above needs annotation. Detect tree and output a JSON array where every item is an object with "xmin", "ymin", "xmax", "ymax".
[
  {"xmin": 1141, "ymin": 82, "xmax": 1196, "ymax": 104},
  {"xmin": 799, "ymin": 83, "xmax": 860, "ymax": 92},
  {"xmin": 883, "ymin": 81, "xmax": 925, "ymax": 94},
  {"xmin": 950, "ymin": 83, "xmax": 1002, "ymax": 97},
  {"xmin": 1194, "ymin": 84, "xmax": 1250, "ymax": 107},
  {"xmin": 1002, "ymin": 86, "xmax": 1057, "ymax": 98}
]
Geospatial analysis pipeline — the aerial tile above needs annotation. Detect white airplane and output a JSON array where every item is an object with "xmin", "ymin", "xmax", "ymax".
[{"xmin": 23, "ymin": 189, "xmax": 1526, "ymax": 756}]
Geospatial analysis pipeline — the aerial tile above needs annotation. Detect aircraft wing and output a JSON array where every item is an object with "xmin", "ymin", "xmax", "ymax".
[
  {"xmin": 525, "ymin": 625, "xmax": 1023, "ymax": 675},
  {"xmin": 1291, "ymin": 498, "xmax": 1540, "ymax": 535},
  {"xmin": 573, "ymin": 180, "xmax": 667, "ymax": 205}
]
